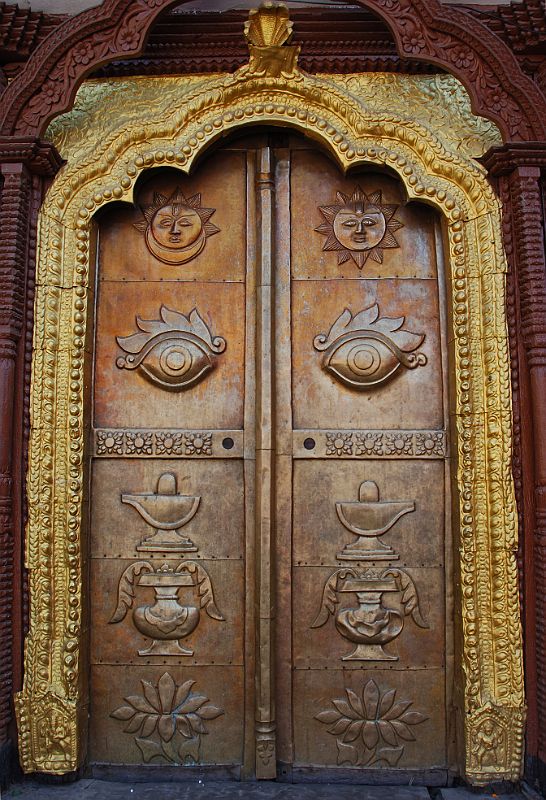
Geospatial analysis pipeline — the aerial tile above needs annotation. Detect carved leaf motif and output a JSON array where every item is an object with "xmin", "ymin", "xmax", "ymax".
[
  {"xmin": 375, "ymin": 746, "xmax": 404, "ymax": 767},
  {"xmin": 158, "ymin": 672, "xmax": 176, "ymax": 713},
  {"xmin": 177, "ymin": 694, "xmax": 206, "ymax": 714},
  {"xmin": 198, "ymin": 705, "xmax": 224, "ymax": 720},
  {"xmin": 110, "ymin": 705, "xmax": 135, "ymax": 721},
  {"xmin": 109, "ymin": 561, "xmax": 152, "ymax": 623},
  {"xmin": 125, "ymin": 695, "xmax": 156, "ymax": 714},
  {"xmin": 158, "ymin": 714, "xmax": 176, "ymax": 743},
  {"xmin": 346, "ymin": 688, "xmax": 364, "ymax": 718},
  {"xmin": 333, "ymin": 699, "xmax": 359, "ymax": 720},
  {"xmin": 311, "ymin": 568, "xmax": 356, "ymax": 627},
  {"xmin": 344, "ymin": 720, "xmax": 364, "ymax": 742},
  {"xmin": 316, "ymin": 678, "xmax": 428, "ymax": 767},
  {"xmin": 135, "ymin": 737, "xmax": 163, "ymax": 763},
  {"xmin": 173, "ymin": 679, "xmax": 195, "ymax": 708},
  {"xmin": 383, "ymin": 568, "xmax": 429, "ymax": 628},
  {"xmin": 141, "ymin": 679, "xmax": 161, "ymax": 712},
  {"xmin": 336, "ymin": 739, "xmax": 359, "ymax": 765},
  {"xmin": 177, "ymin": 561, "xmax": 225, "ymax": 621},
  {"xmin": 363, "ymin": 679, "xmax": 380, "ymax": 719}
]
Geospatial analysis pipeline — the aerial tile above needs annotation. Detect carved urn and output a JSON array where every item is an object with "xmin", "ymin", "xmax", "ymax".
[
  {"xmin": 335, "ymin": 574, "xmax": 403, "ymax": 661},
  {"xmin": 133, "ymin": 566, "xmax": 200, "ymax": 656}
]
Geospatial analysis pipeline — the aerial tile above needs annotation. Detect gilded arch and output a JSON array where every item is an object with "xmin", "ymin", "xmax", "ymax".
[
  {"xmin": 16, "ymin": 24, "xmax": 523, "ymax": 786},
  {"xmin": 1, "ymin": 0, "xmax": 545, "ymax": 142}
]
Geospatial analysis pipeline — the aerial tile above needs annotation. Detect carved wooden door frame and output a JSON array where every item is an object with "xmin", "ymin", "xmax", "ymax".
[{"xmin": 16, "ymin": 24, "xmax": 523, "ymax": 785}]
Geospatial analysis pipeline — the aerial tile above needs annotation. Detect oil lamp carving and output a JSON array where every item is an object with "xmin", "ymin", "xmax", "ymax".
[
  {"xmin": 336, "ymin": 480, "xmax": 414, "ymax": 561},
  {"xmin": 122, "ymin": 471, "xmax": 200, "ymax": 553},
  {"xmin": 311, "ymin": 566, "xmax": 428, "ymax": 661},
  {"xmin": 110, "ymin": 560, "xmax": 225, "ymax": 657}
]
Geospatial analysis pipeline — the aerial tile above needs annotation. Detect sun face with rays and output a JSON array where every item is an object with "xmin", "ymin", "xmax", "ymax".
[
  {"xmin": 315, "ymin": 187, "xmax": 404, "ymax": 270},
  {"xmin": 134, "ymin": 187, "xmax": 220, "ymax": 266}
]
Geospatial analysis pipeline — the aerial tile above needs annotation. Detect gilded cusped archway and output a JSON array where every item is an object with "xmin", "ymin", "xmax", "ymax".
[{"xmin": 16, "ymin": 17, "xmax": 523, "ymax": 786}]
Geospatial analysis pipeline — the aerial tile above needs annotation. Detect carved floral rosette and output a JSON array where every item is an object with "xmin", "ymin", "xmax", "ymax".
[{"xmin": 17, "ymin": 53, "xmax": 523, "ymax": 783}]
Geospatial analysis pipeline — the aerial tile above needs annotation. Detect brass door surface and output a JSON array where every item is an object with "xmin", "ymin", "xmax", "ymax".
[{"xmin": 88, "ymin": 134, "xmax": 452, "ymax": 782}]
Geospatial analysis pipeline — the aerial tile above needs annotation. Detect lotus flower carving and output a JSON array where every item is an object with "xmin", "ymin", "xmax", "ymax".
[
  {"xmin": 111, "ymin": 672, "xmax": 223, "ymax": 764},
  {"xmin": 314, "ymin": 303, "xmax": 427, "ymax": 390},
  {"xmin": 315, "ymin": 679, "xmax": 428, "ymax": 767},
  {"xmin": 116, "ymin": 306, "xmax": 226, "ymax": 391}
]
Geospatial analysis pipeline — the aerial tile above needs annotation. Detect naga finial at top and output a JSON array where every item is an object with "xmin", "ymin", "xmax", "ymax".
[{"xmin": 244, "ymin": 3, "xmax": 300, "ymax": 76}]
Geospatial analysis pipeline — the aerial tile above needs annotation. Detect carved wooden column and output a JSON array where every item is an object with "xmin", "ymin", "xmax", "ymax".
[
  {"xmin": 484, "ymin": 143, "xmax": 546, "ymax": 777},
  {"xmin": 0, "ymin": 138, "xmax": 62, "ymax": 773}
]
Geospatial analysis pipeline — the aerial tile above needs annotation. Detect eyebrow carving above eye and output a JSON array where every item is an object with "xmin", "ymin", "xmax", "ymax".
[
  {"xmin": 115, "ymin": 305, "xmax": 227, "ymax": 391},
  {"xmin": 313, "ymin": 303, "xmax": 427, "ymax": 390}
]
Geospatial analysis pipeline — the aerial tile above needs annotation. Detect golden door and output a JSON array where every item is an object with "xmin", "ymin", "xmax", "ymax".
[{"xmin": 88, "ymin": 133, "xmax": 453, "ymax": 783}]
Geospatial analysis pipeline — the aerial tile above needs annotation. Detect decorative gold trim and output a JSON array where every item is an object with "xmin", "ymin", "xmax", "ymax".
[{"xmin": 17, "ymin": 7, "xmax": 522, "ymax": 784}]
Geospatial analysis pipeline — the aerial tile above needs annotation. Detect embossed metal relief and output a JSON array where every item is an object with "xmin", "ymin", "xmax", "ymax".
[
  {"xmin": 336, "ymin": 480, "xmax": 414, "ymax": 561},
  {"xmin": 116, "ymin": 306, "xmax": 226, "ymax": 391},
  {"xmin": 20, "ymin": 4, "xmax": 522, "ymax": 781},
  {"xmin": 310, "ymin": 480, "xmax": 427, "ymax": 661},
  {"xmin": 134, "ymin": 188, "xmax": 219, "ymax": 265},
  {"xmin": 315, "ymin": 679, "xmax": 428, "ymax": 767},
  {"xmin": 122, "ymin": 471, "xmax": 200, "ymax": 553},
  {"xmin": 314, "ymin": 304, "xmax": 427, "ymax": 390},
  {"xmin": 110, "ymin": 560, "xmax": 225, "ymax": 656},
  {"xmin": 312, "ymin": 566, "xmax": 428, "ymax": 662},
  {"xmin": 94, "ymin": 429, "xmax": 242, "ymax": 457},
  {"xmin": 110, "ymin": 672, "xmax": 223, "ymax": 764},
  {"xmin": 315, "ymin": 188, "xmax": 403, "ymax": 270},
  {"xmin": 294, "ymin": 430, "xmax": 447, "ymax": 459}
]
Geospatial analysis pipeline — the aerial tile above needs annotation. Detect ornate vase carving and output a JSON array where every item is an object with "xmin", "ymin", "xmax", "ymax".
[
  {"xmin": 334, "ymin": 575, "xmax": 403, "ymax": 661},
  {"xmin": 133, "ymin": 567, "xmax": 200, "ymax": 656}
]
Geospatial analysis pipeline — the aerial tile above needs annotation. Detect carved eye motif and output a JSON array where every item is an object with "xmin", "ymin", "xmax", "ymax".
[
  {"xmin": 314, "ymin": 304, "xmax": 427, "ymax": 390},
  {"xmin": 116, "ymin": 306, "xmax": 226, "ymax": 391}
]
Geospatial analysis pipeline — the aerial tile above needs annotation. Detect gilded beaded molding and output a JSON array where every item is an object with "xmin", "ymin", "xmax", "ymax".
[{"xmin": 17, "ymin": 64, "xmax": 522, "ymax": 784}]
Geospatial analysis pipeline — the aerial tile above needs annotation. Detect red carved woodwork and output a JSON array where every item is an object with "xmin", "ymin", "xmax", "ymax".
[
  {"xmin": 0, "ymin": 0, "xmax": 545, "ymax": 788},
  {"xmin": 0, "ymin": 138, "xmax": 62, "ymax": 774},
  {"xmin": 0, "ymin": 0, "xmax": 544, "ymax": 141}
]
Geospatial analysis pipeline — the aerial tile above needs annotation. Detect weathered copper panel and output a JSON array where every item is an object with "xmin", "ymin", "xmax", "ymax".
[
  {"xmin": 292, "ymin": 668, "xmax": 446, "ymax": 770},
  {"xmin": 90, "ymin": 459, "xmax": 245, "ymax": 560},
  {"xmin": 89, "ymin": 162, "xmax": 249, "ymax": 772},
  {"xmin": 88, "ymin": 137, "xmax": 451, "ymax": 779},
  {"xmin": 292, "ymin": 460, "xmax": 446, "ymax": 567},
  {"xmin": 98, "ymin": 151, "xmax": 247, "ymax": 283},
  {"xmin": 89, "ymin": 665, "xmax": 244, "ymax": 765},
  {"xmin": 94, "ymin": 281, "xmax": 246, "ymax": 430},
  {"xmin": 292, "ymin": 566, "xmax": 445, "ymax": 668},
  {"xmin": 291, "ymin": 278, "xmax": 443, "ymax": 431},
  {"xmin": 91, "ymin": 559, "xmax": 244, "ymax": 666},
  {"xmin": 291, "ymin": 150, "xmax": 438, "ymax": 281},
  {"xmin": 287, "ymin": 142, "xmax": 450, "ymax": 777}
]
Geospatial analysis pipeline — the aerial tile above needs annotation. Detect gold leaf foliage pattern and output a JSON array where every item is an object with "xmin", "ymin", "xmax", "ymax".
[{"xmin": 17, "ymin": 24, "xmax": 521, "ymax": 785}]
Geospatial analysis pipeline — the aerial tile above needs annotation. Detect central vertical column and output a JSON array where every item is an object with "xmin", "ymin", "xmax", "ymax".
[{"xmin": 255, "ymin": 145, "xmax": 276, "ymax": 778}]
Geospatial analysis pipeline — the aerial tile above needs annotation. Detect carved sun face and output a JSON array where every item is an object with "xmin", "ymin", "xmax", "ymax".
[
  {"xmin": 315, "ymin": 187, "xmax": 403, "ymax": 270},
  {"xmin": 135, "ymin": 188, "xmax": 219, "ymax": 266}
]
